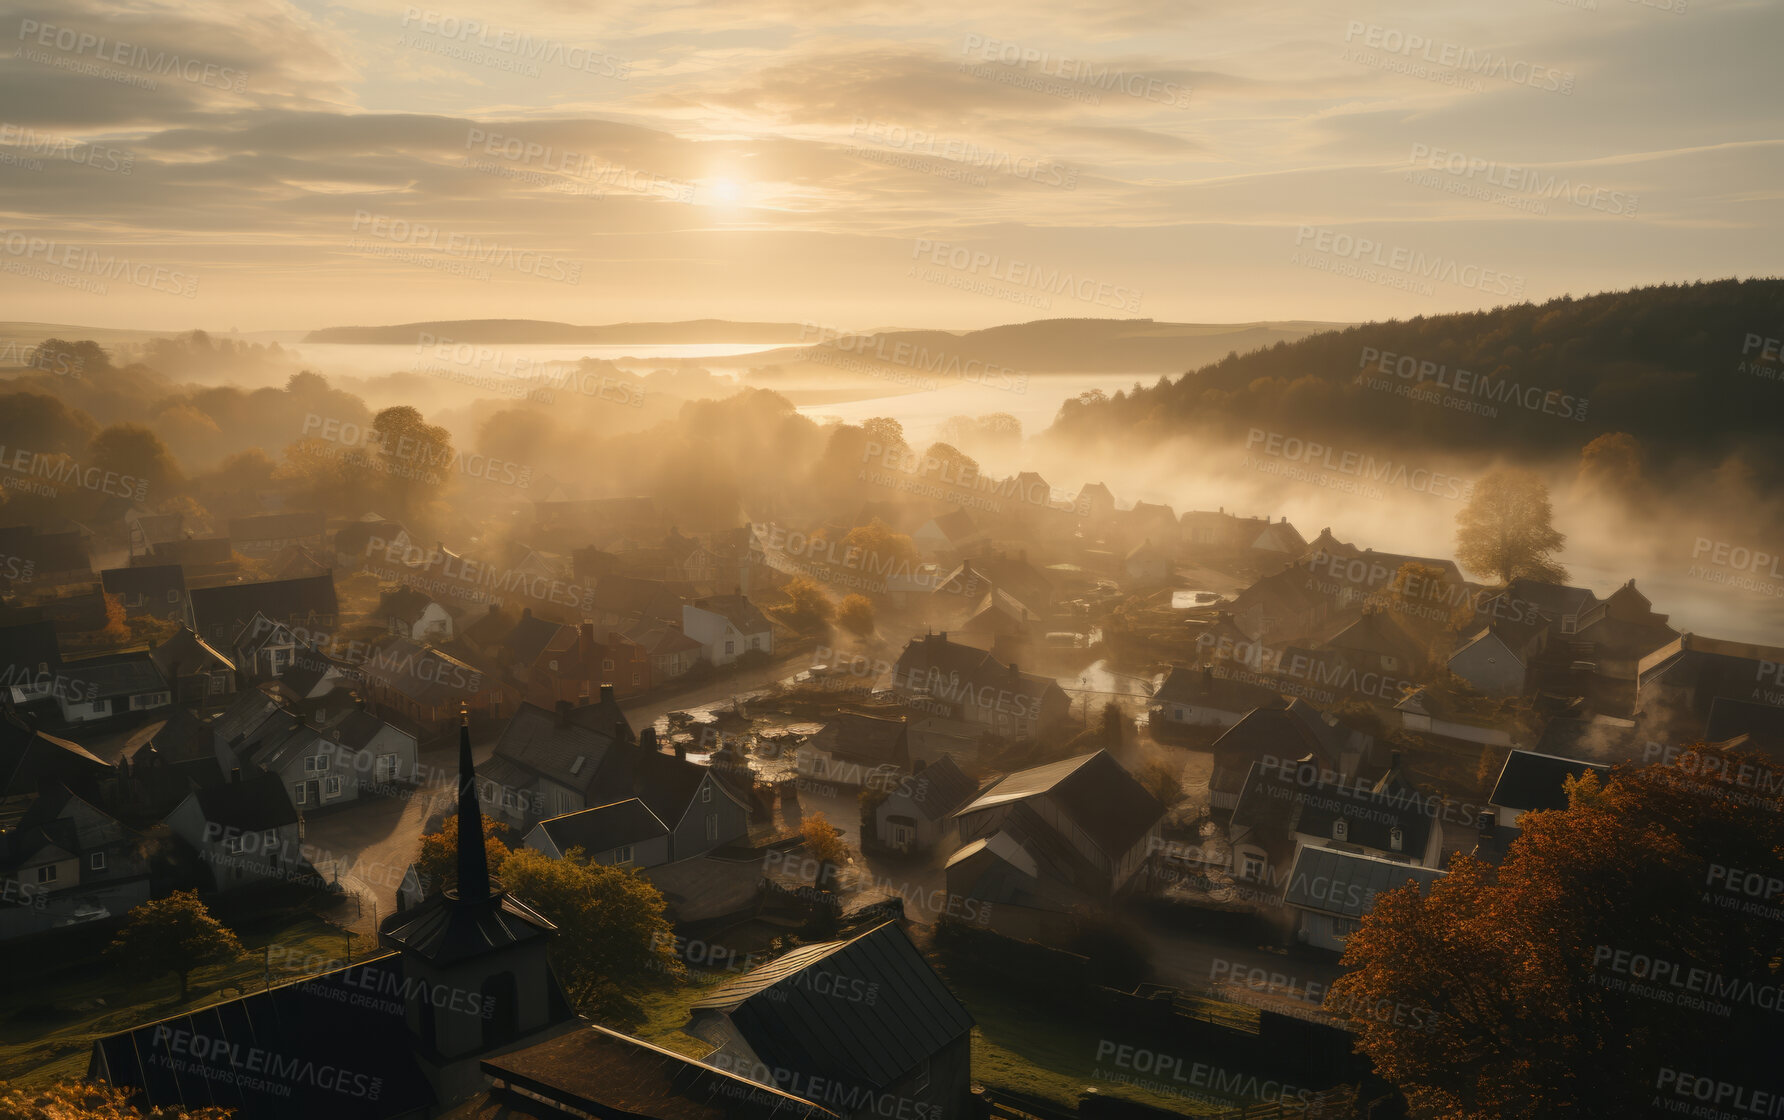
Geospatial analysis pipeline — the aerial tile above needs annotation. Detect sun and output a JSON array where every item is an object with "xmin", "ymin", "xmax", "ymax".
[{"xmin": 706, "ymin": 177, "xmax": 743, "ymax": 205}]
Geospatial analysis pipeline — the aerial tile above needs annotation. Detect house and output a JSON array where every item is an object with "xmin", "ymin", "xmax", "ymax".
[
  {"xmin": 1076, "ymin": 482, "xmax": 1116, "ymax": 523},
  {"xmin": 126, "ymin": 510, "xmax": 187, "ymax": 558},
  {"xmin": 229, "ymin": 611, "xmax": 312, "ymax": 681},
  {"xmin": 93, "ymin": 719, "xmax": 577, "ymax": 1118},
  {"xmin": 1395, "ymin": 686, "xmax": 1515, "ymax": 747},
  {"xmin": 0, "ymin": 618, "xmax": 63, "ymax": 705},
  {"xmin": 797, "ymin": 712, "xmax": 910, "ymax": 787},
  {"xmin": 375, "ymin": 585, "xmax": 454, "ymax": 642},
  {"xmin": 356, "ymin": 636, "xmax": 502, "ymax": 737},
  {"xmin": 165, "ymin": 770, "xmax": 308, "ymax": 890},
  {"xmin": 1282, "ymin": 845, "xmax": 1447, "ymax": 951},
  {"xmin": 531, "ymin": 623, "xmax": 651, "ymax": 703},
  {"xmin": 1227, "ymin": 564, "xmax": 1332, "ymax": 644},
  {"xmin": 191, "ymin": 574, "xmax": 338, "ymax": 650},
  {"xmin": 524, "ymin": 798, "xmax": 671, "ymax": 868},
  {"xmin": 1448, "ymin": 622, "xmax": 1543, "ymax": 697},
  {"xmin": 482, "ymin": 696, "xmax": 750, "ymax": 857},
  {"xmin": 1123, "ymin": 539, "xmax": 1171, "ymax": 587},
  {"xmin": 138, "ymin": 534, "xmax": 237, "ymax": 577},
  {"xmin": 873, "ymin": 755, "xmax": 977, "ymax": 853},
  {"xmin": 48, "ymin": 649, "xmax": 172, "ymax": 722},
  {"xmin": 0, "ymin": 526, "xmax": 91, "ymax": 586},
  {"xmin": 683, "ymin": 595, "xmax": 773, "ymax": 666},
  {"xmin": 227, "ymin": 511, "xmax": 326, "ymax": 557},
  {"xmin": 685, "ymin": 921, "xmax": 974, "ymax": 1120},
  {"xmin": 333, "ymin": 515, "xmax": 411, "ymax": 570},
  {"xmin": 0, "ymin": 784, "xmax": 151, "ymax": 940},
  {"xmin": 1228, "ymin": 753, "xmax": 1445, "ymax": 892},
  {"xmin": 244, "ymin": 703, "xmax": 419, "ymax": 812},
  {"xmin": 1205, "ymin": 699, "xmax": 1374, "ymax": 813},
  {"xmin": 100, "ymin": 564, "xmax": 192, "ymax": 627},
  {"xmin": 148, "ymin": 627, "xmax": 237, "ymax": 704},
  {"xmin": 935, "ymin": 554, "xmax": 1054, "ymax": 613},
  {"xmin": 0, "ymin": 706, "xmax": 112, "ymax": 797},
  {"xmin": 1149, "ymin": 665, "xmax": 1283, "ymax": 738},
  {"xmin": 1488, "ymin": 749, "xmax": 1612, "ymax": 830},
  {"xmin": 892, "ymin": 632, "xmax": 1070, "ymax": 742},
  {"xmin": 1180, "ymin": 508, "xmax": 1270, "ymax": 552},
  {"xmin": 912, "ymin": 509, "xmax": 985, "ymax": 559},
  {"xmin": 1249, "ymin": 517, "xmax": 1307, "ymax": 558},
  {"xmin": 951, "ymin": 750, "xmax": 1164, "ymax": 902},
  {"xmin": 587, "ymin": 575, "xmax": 690, "ymax": 632},
  {"xmin": 111, "ymin": 709, "xmax": 228, "ymax": 824},
  {"xmin": 623, "ymin": 622, "xmax": 704, "ymax": 683}
]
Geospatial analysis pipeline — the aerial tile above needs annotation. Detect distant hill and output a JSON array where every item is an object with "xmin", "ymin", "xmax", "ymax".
[
  {"xmin": 723, "ymin": 318, "xmax": 1346, "ymax": 374},
  {"xmin": 302, "ymin": 319, "xmax": 812, "ymax": 344},
  {"xmin": 1045, "ymin": 279, "xmax": 1784, "ymax": 481}
]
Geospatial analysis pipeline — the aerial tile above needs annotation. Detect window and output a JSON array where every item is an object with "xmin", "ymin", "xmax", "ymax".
[
  {"xmin": 36, "ymin": 865, "xmax": 56, "ymax": 884},
  {"xmin": 89, "ymin": 852, "xmax": 106, "ymax": 871},
  {"xmin": 611, "ymin": 845, "xmax": 634, "ymax": 866},
  {"xmin": 724, "ymin": 641, "xmax": 734, "ymax": 655},
  {"xmin": 603, "ymin": 659, "xmax": 614, "ymax": 672},
  {"xmin": 325, "ymin": 775, "xmax": 342, "ymax": 797},
  {"xmin": 1242, "ymin": 854, "xmax": 1264, "ymax": 881},
  {"xmin": 294, "ymin": 783, "xmax": 308, "ymax": 805},
  {"xmin": 705, "ymin": 815, "xmax": 720, "ymax": 841},
  {"xmin": 549, "ymin": 659, "xmax": 559, "ymax": 671},
  {"xmin": 1332, "ymin": 820, "xmax": 1348, "ymax": 841},
  {"xmin": 632, "ymin": 673, "xmax": 640, "ymax": 685},
  {"xmin": 701, "ymin": 784, "xmax": 713, "ymax": 804}
]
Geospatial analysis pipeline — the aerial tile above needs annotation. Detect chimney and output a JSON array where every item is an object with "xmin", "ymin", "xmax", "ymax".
[
  {"xmin": 1009, "ymin": 662, "xmax": 1019, "ymax": 678},
  {"xmin": 557, "ymin": 699, "xmax": 573, "ymax": 725},
  {"xmin": 230, "ymin": 767, "xmax": 241, "ymax": 784},
  {"xmin": 673, "ymin": 738, "xmax": 687, "ymax": 761},
  {"xmin": 600, "ymin": 682, "xmax": 615, "ymax": 703},
  {"xmin": 913, "ymin": 758, "xmax": 927, "ymax": 773},
  {"xmin": 522, "ymin": 607, "xmax": 532, "ymax": 620},
  {"xmin": 580, "ymin": 621, "xmax": 595, "ymax": 659},
  {"xmin": 1389, "ymin": 750, "xmax": 1402, "ymax": 771},
  {"xmin": 1389, "ymin": 827, "xmax": 1404, "ymax": 852},
  {"xmin": 1478, "ymin": 809, "xmax": 1498, "ymax": 840},
  {"xmin": 939, "ymin": 630, "xmax": 947, "ymax": 643}
]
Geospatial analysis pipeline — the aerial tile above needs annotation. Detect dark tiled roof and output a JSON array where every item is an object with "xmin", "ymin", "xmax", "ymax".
[
  {"xmin": 149, "ymin": 627, "xmax": 234, "ymax": 678},
  {"xmin": 535, "ymin": 798, "xmax": 668, "ymax": 855},
  {"xmin": 691, "ymin": 922, "xmax": 972, "ymax": 1092},
  {"xmin": 1282, "ymin": 845, "xmax": 1446, "ymax": 919},
  {"xmin": 0, "ymin": 618, "xmax": 61, "ymax": 673},
  {"xmin": 191, "ymin": 575, "xmax": 337, "ymax": 637},
  {"xmin": 904, "ymin": 755, "xmax": 977, "ymax": 820},
  {"xmin": 958, "ymin": 750, "xmax": 1163, "ymax": 861},
  {"xmin": 148, "ymin": 536, "xmax": 234, "ymax": 566},
  {"xmin": 504, "ymin": 613, "xmax": 566, "ymax": 666},
  {"xmin": 56, "ymin": 652, "xmax": 167, "ymax": 700},
  {"xmin": 379, "ymin": 890, "xmax": 555, "ymax": 967},
  {"xmin": 101, "ymin": 564, "xmax": 188, "ymax": 604},
  {"xmin": 1154, "ymin": 665, "xmax": 1282, "ymax": 712},
  {"xmin": 689, "ymin": 594, "xmax": 770, "ymax": 635},
  {"xmin": 1232, "ymin": 758, "xmax": 1436, "ymax": 856},
  {"xmin": 195, "ymin": 771, "xmax": 298, "ymax": 830},
  {"xmin": 89, "ymin": 954, "xmax": 435, "ymax": 1120},
  {"xmin": 1490, "ymin": 750, "xmax": 1612, "ymax": 813},
  {"xmin": 480, "ymin": 1023, "xmax": 837, "ymax": 1120},
  {"xmin": 0, "ymin": 709, "xmax": 109, "ymax": 796}
]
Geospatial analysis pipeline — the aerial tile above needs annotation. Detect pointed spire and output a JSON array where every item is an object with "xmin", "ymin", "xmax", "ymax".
[{"xmin": 455, "ymin": 708, "xmax": 491, "ymax": 902}]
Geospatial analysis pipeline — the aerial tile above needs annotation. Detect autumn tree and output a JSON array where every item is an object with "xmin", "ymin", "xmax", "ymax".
[
  {"xmin": 370, "ymin": 405, "xmax": 453, "ymax": 517},
  {"xmin": 1454, "ymin": 467, "xmax": 1568, "ymax": 585},
  {"xmin": 1576, "ymin": 431, "xmax": 1646, "ymax": 504},
  {"xmin": 414, "ymin": 811, "xmax": 513, "ymax": 896},
  {"xmin": 107, "ymin": 891, "xmax": 244, "ymax": 1002},
  {"xmin": 780, "ymin": 576, "xmax": 834, "ymax": 631},
  {"xmin": 0, "ymin": 1079, "xmax": 229, "ymax": 1119},
  {"xmin": 1327, "ymin": 749, "xmax": 1784, "ymax": 1119},
  {"xmin": 499, "ymin": 847, "xmax": 682, "ymax": 1028},
  {"xmin": 89, "ymin": 423, "xmax": 184, "ymax": 496},
  {"xmin": 836, "ymin": 594, "xmax": 876, "ymax": 637},
  {"xmin": 800, "ymin": 812, "xmax": 850, "ymax": 889},
  {"xmin": 840, "ymin": 518, "xmax": 919, "ymax": 569}
]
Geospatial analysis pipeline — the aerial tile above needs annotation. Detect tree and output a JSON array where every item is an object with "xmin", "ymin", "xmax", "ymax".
[
  {"xmin": 837, "ymin": 594, "xmax": 875, "ymax": 637},
  {"xmin": 780, "ymin": 577, "xmax": 834, "ymax": 631},
  {"xmin": 106, "ymin": 891, "xmax": 244, "ymax": 1002},
  {"xmin": 1098, "ymin": 702, "xmax": 1130, "ymax": 750},
  {"xmin": 839, "ymin": 519, "xmax": 918, "ymax": 569},
  {"xmin": 1326, "ymin": 749, "xmax": 1784, "ymax": 1119},
  {"xmin": 414, "ymin": 811, "xmax": 512, "ymax": 896},
  {"xmin": 1577, "ymin": 431, "xmax": 1645, "ymax": 503},
  {"xmin": 370, "ymin": 405, "xmax": 453, "ymax": 517},
  {"xmin": 1135, "ymin": 759, "xmax": 1184, "ymax": 806},
  {"xmin": 0, "ymin": 1080, "xmax": 229, "ymax": 1119},
  {"xmin": 89, "ymin": 423, "xmax": 184, "ymax": 496},
  {"xmin": 1454, "ymin": 467, "xmax": 1568, "ymax": 584},
  {"xmin": 800, "ymin": 812, "xmax": 850, "ymax": 888},
  {"xmin": 499, "ymin": 847, "xmax": 682, "ymax": 1028}
]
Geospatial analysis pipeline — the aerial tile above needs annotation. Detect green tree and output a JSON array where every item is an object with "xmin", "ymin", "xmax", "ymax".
[
  {"xmin": 499, "ymin": 846, "xmax": 682, "ymax": 1028},
  {"xmin": 1327, "ymin": 750, "xmax": 1784, "ymax": 1119},
  {"xmin": 89, "ymin": 423, "xmax": 184, "ymax": 496},
  {"xmin": 1454, "ymin": 467, "xmax": 1568, "ymax": 584},
  {"xmin": 837, "ymin": 594, "xmax": 876, "ymax": 637},
  {"xmin": 107, "ymin": 891, "xmax": 244, "ymax": 1002}
]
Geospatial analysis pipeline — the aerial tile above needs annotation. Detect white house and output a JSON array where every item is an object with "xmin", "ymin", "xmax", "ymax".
[
  {"xmin": 1282, "ymin": 845, "xmax": 1446, "ymax": 951},
  {"xmin": 165, "ymin": 772, "xmax": 308, "ymax": 891},
  {"xmin": 682, "ymin": 595, "xmax": 773, "ymax": 666},
  {"xmin": 873, "ymin": 755, "xmax": 977, "ymax": 853}
]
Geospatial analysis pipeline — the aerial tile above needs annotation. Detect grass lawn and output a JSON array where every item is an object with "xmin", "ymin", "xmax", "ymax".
[
  {"xmin": 0, "ymin": 897, "xmax": 372, "ymax": 1089},
  {"xmin": 950, "ymin": 976, "xmax": 1246, "ymax": 1116}
]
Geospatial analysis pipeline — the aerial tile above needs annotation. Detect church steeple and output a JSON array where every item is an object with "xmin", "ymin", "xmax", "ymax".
[{"xmin": 454, "ymin": 708, "xmax": 491, "ymax": 902}]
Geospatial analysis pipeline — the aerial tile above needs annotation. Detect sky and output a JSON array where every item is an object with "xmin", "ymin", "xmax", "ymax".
[{"xmin": 0, "ymin": 0, "xmax": 1779, "ymax": 332}]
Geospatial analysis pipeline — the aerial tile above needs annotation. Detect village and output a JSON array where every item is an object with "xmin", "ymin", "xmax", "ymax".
[{"xmin": 1, "ymin": 440, "xmax": 1773, "ymax": 1120}]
